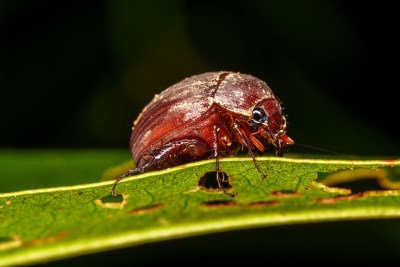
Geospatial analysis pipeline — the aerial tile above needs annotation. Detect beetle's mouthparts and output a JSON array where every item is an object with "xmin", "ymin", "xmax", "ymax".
[
  {"xmin": 280, "ymin": 134, "xmax": 294, "ymax": 145},
  {"xmin": 275, "ymin": 134, "xmax": 294, "ymax": 157}
]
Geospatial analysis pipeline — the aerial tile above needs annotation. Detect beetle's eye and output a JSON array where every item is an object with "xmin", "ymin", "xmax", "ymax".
[{"xmin": 252, "ymin": 108, "xmax": 266, "ymax": 124}]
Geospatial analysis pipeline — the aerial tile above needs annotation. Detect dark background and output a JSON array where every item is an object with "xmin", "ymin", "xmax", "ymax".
[
  {"xmin": 0, "ymin": 0, "xmax": 399, "ymax": 155},
  {"xmin": 1, "ymin": 1, "xmax": 399, "ymax": 266}
]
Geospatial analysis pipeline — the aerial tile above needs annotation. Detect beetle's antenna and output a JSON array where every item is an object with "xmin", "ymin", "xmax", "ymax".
[{"xmin": 294, "ymin": 142, "xmax": 346, "ymax": 156}]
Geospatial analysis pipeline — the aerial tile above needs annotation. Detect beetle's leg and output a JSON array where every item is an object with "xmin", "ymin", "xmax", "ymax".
[
  {"xmin": 233, "ymin": 123, "xmax": 267, "ymax": 179},
  {"xmin": 249, "ymin": 126, "xmax": 269, "ymax": 152},
  {"xmin": 213, "ymin": 125, "xmax": 237, "ymax": 197},
  {"xmin": 111, "ymin": 159, "xmax": 155, "ymax": 196},
  {"xmin": 112, "ymin": 139, "xmax": 202, "ymax": 196},
  {"xmin": 220, "ymin": 172, "xmax": 227, "ymax": 182},
  {"xmin": 249, "ymin": 133, "xmax": 265, "ymax": 152}
]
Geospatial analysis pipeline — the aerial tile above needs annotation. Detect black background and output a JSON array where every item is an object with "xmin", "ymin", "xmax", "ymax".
[
  {"xmin": 1, "ymin": 1, "xmax": 399, "ymax": 266},
  {"xmin": 1, "ymin": 0, "xmax": 399, "ymax": 155}
]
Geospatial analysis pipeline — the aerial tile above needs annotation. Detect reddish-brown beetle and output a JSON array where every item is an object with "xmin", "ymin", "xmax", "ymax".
[{"xmin": 112, "ymin": 72, "xmax": 293, "ymax": 197}]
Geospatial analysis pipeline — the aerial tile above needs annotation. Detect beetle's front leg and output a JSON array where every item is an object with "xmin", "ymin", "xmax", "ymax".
[
  {"xmin": 232, "ymin": 123, "xmax": 267, "ymax": 179},
  {"xmin": 213, "ymin": 125, "xmax": 237, "ymax": 197}
]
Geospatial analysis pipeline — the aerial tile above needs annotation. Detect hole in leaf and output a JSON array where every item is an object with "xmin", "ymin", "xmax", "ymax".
[
  {"xmin": 198, "ymin": 172, "xmax": 232, "ymax": 191},
  {"xmin": 101, "ymin": 194, "xmax": 124, "ymax": 204},
  {"xmin": 200, "ymin": 200, "xmax": 236, "ymax": 207},
  {"xmin": 94, "ymin": 194, "xmax": 127, "ymax": 209},
  {"xmin": 330, "ymin": 179, "xmax": 382, "ymax": 194},
  {"xmin": 317, "ymin": 167, "xmax": 400, "ymax": 194}
]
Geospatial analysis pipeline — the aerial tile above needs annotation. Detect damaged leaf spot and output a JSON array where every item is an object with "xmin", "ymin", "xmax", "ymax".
[
  {"xmin": 315, "ymin": 193, "xmax": 364, "ymax": 204},
  {"xmin": 201, "ymin": 200, "xmax": 280, "ymax": 208},
  {"xmin": 271, "ymin": 190, "xmax": 301, "ymax": 197},
  {"xmin": 312, "ymin": 181, "xmax": 352, "ymax": 195},
  {"xmin": 0, "ymin": 232, "xmax": 68, "ymax": 252},
  {"xmin": 129, "ymin": 203, "xmax": 164, "ymax": 215},
  {"xmin": 95, "ymin": 194, "xmax": 128, "ymax": 209},
  {"xmin": 0, "ymin": 236, "xmax": 22, "ymax": 251},
  {"xmin": 23, "ymin": 231, "xmax": 68, "ymax": 247},
  {"xmin": 198, "ymin": 172, "xmax": 232, "ymax": 192},
  {"xmin": 246, "ymin": 200, "xmax": 281, "ymax": 207},
  {"xmin": 200, "ymin": 200, "xmax": 237, "ymax": 207}
]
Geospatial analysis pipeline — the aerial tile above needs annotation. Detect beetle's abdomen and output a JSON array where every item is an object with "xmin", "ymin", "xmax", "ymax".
[{"xmin": 130, "ymin": 72, "xmax": 229, "ymax": 166}]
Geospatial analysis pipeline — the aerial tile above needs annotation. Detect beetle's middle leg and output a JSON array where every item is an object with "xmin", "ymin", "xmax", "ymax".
[{"xmin": 213, "ymin": 125, "xmax": 237, "ymax": 197}]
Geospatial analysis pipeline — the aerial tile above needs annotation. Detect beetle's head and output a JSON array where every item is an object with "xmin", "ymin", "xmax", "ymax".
[{"xmin": 249, "ymin": 98, "xmax": 294, "ymax": 156}]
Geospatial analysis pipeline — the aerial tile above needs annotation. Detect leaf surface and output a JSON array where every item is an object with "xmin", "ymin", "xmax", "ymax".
[{"xmin": 0, "ymin": 152, "xmax": 399, "ymax": 265}]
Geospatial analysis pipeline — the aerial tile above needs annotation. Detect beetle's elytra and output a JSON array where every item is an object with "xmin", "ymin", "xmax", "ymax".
[{"xmin": 112, "ymin": 71, "xmax": 293, "ymax": 197}]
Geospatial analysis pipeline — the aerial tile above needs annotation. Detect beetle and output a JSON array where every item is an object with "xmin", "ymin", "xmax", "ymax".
[{"xmin": 112, "ymin": 71, "xmax": 293, "ymax": 197}]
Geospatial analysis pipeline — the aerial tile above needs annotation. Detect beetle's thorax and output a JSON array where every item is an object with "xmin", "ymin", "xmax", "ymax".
[{"xmin": 213, "ymin": 72, "xmax": 275, "ymax": 116}]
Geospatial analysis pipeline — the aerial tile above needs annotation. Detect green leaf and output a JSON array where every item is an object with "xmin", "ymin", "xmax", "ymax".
[
  {"xmin": 0, "ymin": 151, "xmax": 399, "ymax": 265},
  {"xmin": 0, "ymin": 149, "xmax": 133, "ymax": 193}
]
